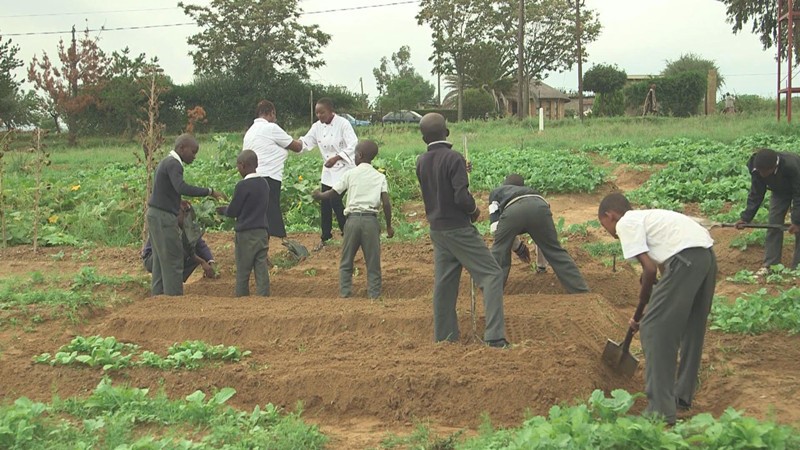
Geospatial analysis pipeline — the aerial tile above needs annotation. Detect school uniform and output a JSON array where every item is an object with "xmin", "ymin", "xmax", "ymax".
[
  {"xmin": 300, "ymin": 114, "xmax": 358, "ymax": 242},
  {"xmin": 416, "ymin": 141, "xmax": 506, "ymax": 343},
  {"xmin": 616, "ymin": 209, "xmax": 716, "ymax": 424},
  {"xmin": 332, "ymin": 163, "xmax": 388, "ymax": 298},
  {"xmin": 243, "ymin": 118, "xmax": 295, "ymax": 238},
  {"xmin": 146, "ymin": 151, "xmax": 214, "ymax": 296},
  {"xmin": 219, "ymin": 174, "xmax": 271, "ymax": 297},
  {"xmin": 740, "ymin": 151, "xmax": 800, "ymax": 268},
  {"xmin": 488, "ymin": 185, "xmax": 588, "ymax": 293}
]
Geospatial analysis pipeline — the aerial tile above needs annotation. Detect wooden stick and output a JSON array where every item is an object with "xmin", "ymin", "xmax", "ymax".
[{"xmin": 464, "ymin": 135, "xmax": 479, "ymax": 343}]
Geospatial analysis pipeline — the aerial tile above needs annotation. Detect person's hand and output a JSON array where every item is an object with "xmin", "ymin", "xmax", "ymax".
[
  {"xmin": 629, "ymin": 317, "xmax": 640, "ymax": 332},
  {"xmin": 210, "ymin": 189, "xmax": 225, "ymax": 201},
  {"xmin": 470, "ymin": 207, "xmax": 480, "ymax": 223},
  {"xmin": 734, "ymin": 219, "xmax": 748, "ymax": 230},
  {"xmin": 386, "ymin": 226, "xmax": 395, "ymax": 239},
  {"xmin": 514, "ymin": 243, "xmax": 531, "ymax": 264},
  {"xmin": 789, "ymin": 224, "xmax": 800, "ymax": 235},
  {"xmin": 202, "ymin": 262, "xmax": 215, "ymax": 278},
  {"xmin": 311, "ymin": 189, "xmax": 323, "ymax": 201},
  {"xmin": 215, "ymin": 206, "xmax": 227, "ymax": 215},
  {"xmin": 324, "ymin": 155, "xmax": 342, "ymax": 168},
  {"xmin": 465, "ymin": 160, "xmax": 473, "ymax": 173}
]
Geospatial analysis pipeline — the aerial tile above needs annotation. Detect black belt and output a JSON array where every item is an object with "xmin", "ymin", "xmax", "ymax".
[{"xmin": 348, "ymin": 211, "xmax": 377, "ymax": 217}]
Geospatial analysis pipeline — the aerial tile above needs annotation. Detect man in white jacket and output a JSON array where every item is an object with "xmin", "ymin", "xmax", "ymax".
[{"xmin": 299, "ymin": 97, "xmax": 358, "ymax": 251}]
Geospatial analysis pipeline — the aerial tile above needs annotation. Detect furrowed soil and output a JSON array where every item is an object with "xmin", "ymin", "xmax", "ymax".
[{"xmin": 0, "ymin": 193, "xmax": 798, "ymax": 448}]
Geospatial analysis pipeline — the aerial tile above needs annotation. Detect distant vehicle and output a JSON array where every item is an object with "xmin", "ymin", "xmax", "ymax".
[
  {"xmin": 340, "ymin": 113, "xmax": 370, "ymax": 127},
  {"xmin": 381, "ymin": 110, "xmax": 423, "ymax": 124}
]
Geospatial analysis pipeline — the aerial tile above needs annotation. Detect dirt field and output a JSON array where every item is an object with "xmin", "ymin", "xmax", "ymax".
[{"xmin": 0, "ymin": 192, "xmax": 798, "ymax": 449}]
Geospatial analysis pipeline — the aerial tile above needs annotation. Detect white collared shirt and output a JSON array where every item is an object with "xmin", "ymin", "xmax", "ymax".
[
  {"xmin": 616, "ymin": 209, "xmax": 714, "ymax": 264},
  {"xmin": 243, "ymin": 118, "xmax": 294, "ymax": 181},
  {"xmin": 300, "ymin": 114, "xmax": 357, "ymax": 186},
  {"xmin": 243, "ymin": 173, "xmax": 261, "ymax": 180},
  {"xmin": 332, "ymin": 163, "xmax": 388, "ymax": 215},
  {"xmin": 169, "ymin": 150, "xmax": 184, "ymax": 166}
]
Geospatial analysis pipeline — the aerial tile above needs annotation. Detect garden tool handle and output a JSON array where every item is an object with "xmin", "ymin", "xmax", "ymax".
[
  {"xmin": 721, "ymin": 223, "xmax": 789, "ymax": 231},
  {"xmin": 621, "ymin": 300, "xmax": 648, "ymax": 354}
]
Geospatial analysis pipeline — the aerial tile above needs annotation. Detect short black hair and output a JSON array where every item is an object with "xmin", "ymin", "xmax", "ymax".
[
  {"xmin": 316, "ymin": 97, "xmax": 334, "ymax": 111},
  {"xmin": 238, "ymin": 149, "xmax": 258, "ymax": 169},
  {"xmin": 753, "ymin": 148, "xmax": 778, "ymax": 170},
  {"xmin": 256, "ymin": 100, "xmax": 275, "ymax": 117},
  {"xmin": 598, "ymin": 193, "xmax": 632, "ymax": 216},
  {"xmin": 503, "ymin": 174, "xmax": 525, "ymax": 186},
  {"xmin": 356, "ymin": 140, "xmax": 379, "ymax": 162}
]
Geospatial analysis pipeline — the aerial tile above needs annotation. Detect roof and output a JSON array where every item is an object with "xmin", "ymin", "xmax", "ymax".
[{"xmin": 510, "ymin": 81, "xmax": 571, "ymax": 101}]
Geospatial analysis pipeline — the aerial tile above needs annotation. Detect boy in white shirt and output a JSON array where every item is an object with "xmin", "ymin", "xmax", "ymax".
[
  {"xmin": 312, "ymin": 140, "xmax": 394, "ymax": 298},
  {"xmin": 598, "ymin": 193, "xmax": 716, "ymax": 425}
]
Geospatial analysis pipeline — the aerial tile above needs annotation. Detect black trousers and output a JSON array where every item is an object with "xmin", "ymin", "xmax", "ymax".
[
  {"xmin": 321, "ymin": 183, "xmax": 346, "ymax": 241},
  {"xmin": 264, "ymin": 177, "xmax": 286, "ymax": 239}
]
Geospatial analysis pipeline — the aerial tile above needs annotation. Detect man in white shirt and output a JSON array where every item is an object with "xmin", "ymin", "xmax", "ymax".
[
  {"xmin": 598, "ymin": 193, "xmax": 716, "ymax": 425},
  {"xmin": 243, "ymin": 100, "xmax": 303, "ymax": 241},
  {"xmin": 312, "ymin": 140, "xmax": 394, "ymax": 298},
  {"xmin": 299, "ymin": 97, "xmax": 357, "ymax": 251}
]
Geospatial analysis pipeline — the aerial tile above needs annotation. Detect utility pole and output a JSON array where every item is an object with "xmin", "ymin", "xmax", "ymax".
[
  {"xmin": 517, "ymin": 0, "xmax": 525, "ymax": 119},
  {"xmin": 576, "ymin": 0, "xmax": 584, "ymax": 121},
  {"xmin": 69, "ymin": 25, "xmax": 78, "ymax": 101}
]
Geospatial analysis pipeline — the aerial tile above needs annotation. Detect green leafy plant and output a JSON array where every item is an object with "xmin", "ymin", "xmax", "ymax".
[{"xmin": 710, "ymin": 288, "xmax": 800, "ymax": 334}]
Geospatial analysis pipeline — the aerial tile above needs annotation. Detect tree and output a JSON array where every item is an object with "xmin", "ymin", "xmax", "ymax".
[
  {"xmin": 27, "ymin": 26, "xmax": 108, "ymax": 145},
  {"xmin": 461, "ymin": 41, "xmax": 516, "ymax": 115},
  {"xmin": 373, "ymin": 46, "xmax": 435, "ymax": 112},
  {"xmin": 662, "ymin": 53, "xmax": 724, "ymax": 89},
  {"xmin": 180, "ymin": 0, "xmax": 331, "ymax": 80},
  {"xmin": 718, "ymin": 0, "xmax": 800, "ymax": 62},
  {"xmin": 583, "ymin": 63, "xmax": 627, "ymax": 116},
  {"xmin": 417, "ymin": 0, "xmax": 497, "ymax": 121},
  {"xmin": 0, "ymin": 33, "xmax": 23, "ymax": 128}
]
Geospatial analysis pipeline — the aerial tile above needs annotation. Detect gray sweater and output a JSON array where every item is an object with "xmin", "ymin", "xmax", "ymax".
[{"xmin": 148, "ymin": 156, "xmax": 209, "ymax": 215}]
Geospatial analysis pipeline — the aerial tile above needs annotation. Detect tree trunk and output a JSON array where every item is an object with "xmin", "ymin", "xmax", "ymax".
[
  {"xmin": 67, "ymin": 118, "xmax": 77, "ymax": 146},
  {"xmin": 457, "ymin": 73, "xmax": 464, "ymax": 122},
  {"xmin": 51, "ymin": 114, "xmax": 61, "ymax": 133}
]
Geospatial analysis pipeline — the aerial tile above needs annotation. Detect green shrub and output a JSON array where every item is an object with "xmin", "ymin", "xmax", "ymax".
[{"xmin": 624, "ymin": 72, "xmax": 707, "ymax": 117}]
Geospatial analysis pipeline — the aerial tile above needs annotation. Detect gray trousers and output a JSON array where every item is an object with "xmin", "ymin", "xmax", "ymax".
[
  {"xmin": 765, "ymin": 194, "xmax": 800, "ymax": 268},
  {"xmin": 340, "ymin": 213, "xmax": 381, "ymax": 298},
  {"xmin": 143, "ymin": 254, "xmax": 198, "ymax": 282},
  {"xmin": 146, "ymin": 207, "xmax": 183, "ymax": 296},
  {"xmin": 429, "ymin": 226, "xmax": 506, "ymax": 342},
  {"xmin": 640, "ymin": 246, "xmax": 717, "ymax": 424},
  {"xmin": 491, "ymin": 197, "xmax": 589, "ymax": 293},
  {"xmin": 235, "ymin": 228, "xmax": 270, "ymax": 297}
]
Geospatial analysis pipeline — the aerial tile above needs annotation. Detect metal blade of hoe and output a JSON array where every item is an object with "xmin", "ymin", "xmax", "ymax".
[{"xmin": 602, "ymin": 339, "xmax": 639, "ymax": 378}]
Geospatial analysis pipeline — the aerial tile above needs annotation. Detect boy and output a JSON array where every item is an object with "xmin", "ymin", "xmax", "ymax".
[
  {"xmin": 489, "ymin": 174, "xmax": 588, "ymax": 293},
  {"xmin": 217, "ymin": 150, "xmax": 271, "ymax": 297},
  {"xmin": 735, "ymin": 148, "xmax": 800, "ymax": 273},
  {"xmin": 147, "ymin": 134, "xmax": 223, "ymax": 296},
  {"xmin": 416, "ymin": 113, "xmax": 508, "ymax": 347},
  {"xmin": 312, "ymin": 140, "xmax": 394, "ymax": 298},
  {"xmin": 598, "ymin": 193, "xmax": 716, "ymax": 425}
]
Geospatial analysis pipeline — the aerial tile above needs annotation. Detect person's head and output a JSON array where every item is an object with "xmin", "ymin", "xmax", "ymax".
[
  {"xmin": 315, "ymin": 97, "xmax": 335, "ymax": 124},
  {"xmin": 753, "ymin": 148, "xmax": 779, "ymax": 178},
  {"xmin": 419, "ymin": 113, "xmax": 448, "ymax": 144},
  {"xmin": 355, "ymin": 140, "xmax": 379, "ymax": 165},
  {"xmin": 237, "ymin": 149, "xmax": 258, "ymax": 178},
  {"xmin": 256, "ymin": 100, "xmax": 276, "ymax": 122},
  {"xmin": 597, "ymin": 193, "xmax": 632, "ymax": 238},
  {"xmin": 503, "ymin": 174, "xmax": 525, "ymax": 186},
  {"xmin": 174, "ymin": 134, "xmax": 199, "ymax": 164}
]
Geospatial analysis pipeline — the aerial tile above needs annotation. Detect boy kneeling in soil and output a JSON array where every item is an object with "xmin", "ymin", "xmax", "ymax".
[
  {"xmin": 312, "ymin": 140, "xmax": 394, "ymax": 298},
  {"xmin": 217, "ymin": 150, "xmax": 271, "ymax": 297},
  {"xmin": 598, "ymin": 193, "xmax": 716, "ymax": 425}
]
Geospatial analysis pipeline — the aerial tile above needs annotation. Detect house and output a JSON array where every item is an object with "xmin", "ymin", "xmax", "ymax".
[{"xmin": 508, "ymin": 82, "xmax": 572, "ymax": 120}]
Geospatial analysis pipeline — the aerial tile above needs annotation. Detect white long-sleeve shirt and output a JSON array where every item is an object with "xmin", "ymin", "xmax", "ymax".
[{"xmin": 300, "ymin": 114, "xmax": 357, "ymax": 186}]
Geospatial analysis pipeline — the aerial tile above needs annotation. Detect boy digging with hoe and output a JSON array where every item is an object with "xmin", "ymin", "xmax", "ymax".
[
  {"xmin": 312, "ymin": 140, "xmax": 394, "ymax": 298},
  {"xmin": 598, "ymin": 193, "xmax": 716, "ymax": 425},
  {"xmin": 217, "ymin": 150, "xmax": 271, "ymax": 297}
]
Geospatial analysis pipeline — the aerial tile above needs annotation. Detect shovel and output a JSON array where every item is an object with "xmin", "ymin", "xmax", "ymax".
[
  {"xmin": 689, "ymin": 217, "xmax": 789, "ymax": 231},
  {"xmin": 602, "ymin": 301, "xmax": 647, "ymax": 378}
]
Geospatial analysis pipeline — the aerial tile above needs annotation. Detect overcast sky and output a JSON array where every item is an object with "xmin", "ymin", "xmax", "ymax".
[{"xmin": 2, "ymin": 0, "xmax": 779, "ymax": 101}]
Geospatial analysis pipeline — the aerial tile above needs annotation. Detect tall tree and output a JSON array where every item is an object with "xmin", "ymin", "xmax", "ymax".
[
  {"xmin": 583, "ymin": 63, "xmax": 627, "ymax": 116},
  {"xmin": 373, "ymin": 46, "xmax": 435, "ymax": 112},
  {"xmin": 662, "ymin": 53, "xmax": 724, "ymax": 89},
  {"xmin": 417, "ymin": 0, "xmax": 497, "ymax": 121},
  {"xmin": 27, "ymin": 26, "xmax": 108, "ymax": 145},
  {"xmin": 0, "ymin": 32, "xmax": 23, "ymax": 128},
  {"xmin": 442, "ymin": 41, "xmax": 516, "ymax": 115},
  {"xmin": 98, "ymin": 48, "xmax": 163, "ymax": 138},
  {"xmin": 718, "ymin": 0, "xmax": 800, "ymax": 62},
  {"xmin": 180, "ymin": 0, "xmax": 331, "ymax": 80}
]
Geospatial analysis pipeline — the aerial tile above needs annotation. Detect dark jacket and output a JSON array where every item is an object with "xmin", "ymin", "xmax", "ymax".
[
  {"xmin": 741, "ymin": 152, "xmax": 800, "ymax": 224},
  {"xmin": 416, "ymin": 141, "xmax": 476, "ymax": 231},
  {"xmin": 148, "ymin": 156, "xmax": 209, "ymax": 215},
  {"xmin": 219, "ymin": 176, "xmax": 270, "ymax": 232}
]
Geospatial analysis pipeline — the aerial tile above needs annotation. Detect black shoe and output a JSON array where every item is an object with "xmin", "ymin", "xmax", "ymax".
[
  {"xmin": 677, "ymin": 399, "xmax": 692, "ymax": 411},
  {"xmin": 487, "ymin": 338, "xmax": 511, "ymax": 348}
]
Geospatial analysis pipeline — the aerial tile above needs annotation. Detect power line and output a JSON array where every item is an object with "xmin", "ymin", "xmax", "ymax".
[
  {"xmin": 0, "ymin": 7, "xmax": 178, "ymax": 18},
  {"xmin": 2, "ymin": 1, "xmax": 420, "ymax": 36}
]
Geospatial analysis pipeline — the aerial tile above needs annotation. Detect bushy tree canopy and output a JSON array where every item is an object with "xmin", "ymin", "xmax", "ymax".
[
  {"xmin": 373, "ymin": 46, "xmax": 434, "ymax": 113},
  {"xmin": 583, "ymin": 63, "xmax": 627, "ymax": 94},
  {"xmin": 662, "ymin": 53, "xmax": 724, "ymax": 89}
]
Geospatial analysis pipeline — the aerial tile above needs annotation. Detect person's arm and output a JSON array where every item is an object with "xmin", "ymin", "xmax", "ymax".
[
  {"xmin": 739, "ymin": 172, "xmax": 767, "ymax": 223},
  {"xmin": 312, "ymin": 175, "xmax": 347, "ymax": 202},
  {"xmin": 299, "ymin": 124, "xmax": 318, "ymax": 152},
  {"xmin": 790, "ymin": 162, "xmax": 800, "ymax": 230},
  {"xmin": 450, "ymin": 154, "xmax": 478, "ymax": 220},
  {"xmin": 166, "ymin": 160, "xmax": 217, "ymax": 198},
  {"xmin": 272, "ymin": 124, "xmax": 303, "ymax": 153},
  {"xmin": 217, "ymin": 183, "xmax": 246, "ymax": 218},
  {"xmin": 381, "ymin": 191, "xmax": 394, "ymax": 238},
  {"xmin": 630, "ymin": 252, "xmax": 658, "ymax": 330},
  {"xmin": 195, "ymin": 237, "xmax": 213, "ymax": 263},
  {"xmin": 337, "ymin": 121, "xmax": 358, "ymax": 166}
]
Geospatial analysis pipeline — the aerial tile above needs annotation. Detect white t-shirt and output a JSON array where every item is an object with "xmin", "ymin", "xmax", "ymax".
[
  {"xmin": 300, "ymin": 114, "xmax": 357, "ymax": 186},
  {"xmin": 332, "ymin": 163, "xmax": 388, "ymax": 215},
  {"xmin": 616, "ymin": 209, "xmax": 714, "ymax": 264},
  {"xmin": 243, "ymin": 118, "xmax": 294, "ymax": 181}
]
